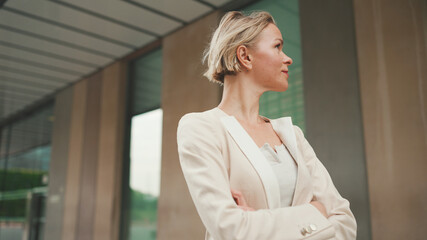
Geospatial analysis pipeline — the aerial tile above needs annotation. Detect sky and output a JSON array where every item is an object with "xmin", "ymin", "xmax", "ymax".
[{"xmin": 129, "ymin": 108, "xmax": 163, "ymax": 197}]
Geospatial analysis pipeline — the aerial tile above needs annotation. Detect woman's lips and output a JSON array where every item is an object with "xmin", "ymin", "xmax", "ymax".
[{"xmin": 282, "ymin": 71, "xmax": 289, "ymax": 77}]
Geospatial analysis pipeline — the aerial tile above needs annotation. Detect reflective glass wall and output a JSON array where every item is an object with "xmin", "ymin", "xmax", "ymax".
[
  {"xmin": 124, "ymin": 48, "xmax": 162, "ymax": 240},
  {"xmin": 244, "ymin": 0, "xmax": 305, "ymax": 130},
  {"xmin": 128, "ymin": 109, "xmax": 162, "ymax": 240},
  {"xmin": 0, "ymin": 102, "xmax": 54, "ymax": 240}
]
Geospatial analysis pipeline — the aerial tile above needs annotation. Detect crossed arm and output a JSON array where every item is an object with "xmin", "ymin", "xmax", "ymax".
[
  {"xmin": 231, "ymin": 188, "xmax": 328, "ymax": 219},
  {"xmin": 177, "ymin": 114, "xmax": 356, "ymax": 239}
]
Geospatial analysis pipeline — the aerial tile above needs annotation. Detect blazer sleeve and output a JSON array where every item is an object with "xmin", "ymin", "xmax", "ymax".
[
  {"xmin": 293, "ymin": 126, "xmax": 357, "ymax": 240},
  {"xmin": 177, "ymin": 113, "xmax": 336, "ymax": 240}
]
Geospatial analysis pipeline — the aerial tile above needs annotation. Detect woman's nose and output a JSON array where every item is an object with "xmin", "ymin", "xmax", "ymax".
[{"xmin": 283, "ymin": 52, "xmax": 293, "ymax": 65}]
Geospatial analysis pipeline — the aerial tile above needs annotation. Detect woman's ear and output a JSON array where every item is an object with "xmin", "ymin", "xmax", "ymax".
[{"xmin": 236, "ymin": 45, "xmax": 252, "ymax": 71}]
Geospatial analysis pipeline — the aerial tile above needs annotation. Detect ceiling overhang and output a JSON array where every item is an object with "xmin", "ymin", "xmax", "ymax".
[{"xmin": 0, "ymin": 0, "xmax": 256, "ymax": 123}]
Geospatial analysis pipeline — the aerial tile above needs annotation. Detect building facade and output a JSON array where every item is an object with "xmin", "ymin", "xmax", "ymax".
[{"xmin": 0, "ymin": 0, "xmax": 426, "ymax": 240}]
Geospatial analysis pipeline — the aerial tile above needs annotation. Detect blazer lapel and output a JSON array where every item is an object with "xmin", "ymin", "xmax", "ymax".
[
  {"xmin": 269, "ymin": 117, "xmax": 306, "ymax": 206},
  {"xmin": 269, "ymin": 117, "xmax": 299, "ymax": 162},
  {"xmin": 220, "ymin": 116, "xmax": 281, "ymax": 209}
]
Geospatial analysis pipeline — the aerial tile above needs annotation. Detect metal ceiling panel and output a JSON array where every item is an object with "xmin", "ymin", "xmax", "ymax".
[
  {"xmin": 0, "ymin": 10, "xmax": 132, "ymax": 57},
  {"xmin": 0, "ymin": 29, "xmax": 112, "ymax": 66},
  {"xmin": 0, "ymin": 87, "xmax": 48, "ymax": 101},
  {"xmin": 0, "ymin": 92, "xmax": 35, "ymax": 102},
  {"xmin": 55, "ymin": 0, "xmax": 182, "ymax": 35},
  {"xmin": 4, "ymin": 0, "xmax": 155, "ymax": 48},
  {"xmin": 0, "ymin": 70, "xmax": 68, "ymax": 89},
  {"xmin": 131, "ymin": 0, "xmax": 212, "ymax": 22},
  {"xmin": 0, "ymin": 53, "xmax": 87, "ymax": 77},
  {"xmin": 0, "ymin": 59, "xmax": 78, "ymax": 81},
  {"xmin": 0, "ymin": 79, "xmax": 57, "ymax": 95},
  {"xmin": 0, "ymin": 99, "xmax": 29, "ymax": 108},
  {"xmin": 0, "ymin": 0, "xmax": 255, "ymax": 122},
  {"xmin": 0, "ymin": 80, "xmax": 52, "ymax": 94},
  {"xmin": 0, "ymin": 45, "xmax": 95, "ymax": 74},
  {"xmin": 0, "ymin": 70, "xmax": 66, "ymax": 88},
  {"xmin": 203, "ymin": 0, "xmax": 232, "ymax": 7},
  {"xmin": 0, "ymin": 86, "xmax": 45, "ymax": 98},
  {"xmin": 0, "ymin": 89, "xmax": 41, "ymax": 100}
]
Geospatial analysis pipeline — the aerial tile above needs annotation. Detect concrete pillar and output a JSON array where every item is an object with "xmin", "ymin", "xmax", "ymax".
[
  {"xmin": 44, "ymin": 87, "xmax": 73, "ymax": 240},
  {"xmin": 353, "ymin": 0, "xmax": 427, "ymax": 239},
  {"xmin": 158, "ymin": 11, "xmax": 223, "ymax": 240},
  {"xmin": 46, "ymin": 62, "xmax": 127, "ymax": 240},
  {"xmin": 299, "ymin": 0, "xmax": 371, "ymax": 239}
]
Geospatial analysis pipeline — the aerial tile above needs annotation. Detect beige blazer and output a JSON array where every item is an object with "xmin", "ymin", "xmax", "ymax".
[{"xmin": 177, "ymin": 107, "xmax": 357, "ymax": 240}]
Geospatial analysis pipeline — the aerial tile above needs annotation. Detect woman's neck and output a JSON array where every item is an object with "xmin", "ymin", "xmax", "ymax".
[{"xmin": 217, "ymin": 74, "xmax": 265, "ymax": 125}]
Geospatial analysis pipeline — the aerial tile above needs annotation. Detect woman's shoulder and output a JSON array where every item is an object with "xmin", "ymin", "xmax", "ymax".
[
  {"xmin": 177, "ymin": 107, "xmax": 226, "ymax": 136},
  {"xmin": 177, "ymin": 108, "xmax": 224, "ymax": 146},
  {"xmin": 178, "ymin": 107, "xmax": 224, "ymax": 127}
]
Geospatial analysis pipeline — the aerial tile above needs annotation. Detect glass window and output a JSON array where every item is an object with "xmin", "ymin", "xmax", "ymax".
[
  {"xmin": 130, "ymin": 49, "xmax": 162, "ymax": 116},
  {"xmin": 124, "ymin": 47, "xmax": 163, "ymax": 240},
  {"xmin": 244, "ymin": 0, "xmax": 306, "ymax": 130},
  {"xmin": 0, "ymin": 102, "xmax": 53, "ymax": 240},
  {"xmin": 129, "ymin": 109, "xmax": 162, "ymax": 240}
]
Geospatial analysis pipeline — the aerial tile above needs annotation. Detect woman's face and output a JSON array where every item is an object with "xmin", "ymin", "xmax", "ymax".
[{"xmin": 250, "ymin": 23, "xmax": 293, "ymax": 92}]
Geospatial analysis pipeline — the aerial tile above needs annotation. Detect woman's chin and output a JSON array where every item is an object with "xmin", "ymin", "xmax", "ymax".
[
  {"xmin": 263, "ymin": 80, "xmax": 288, "ymax": 92},
  {"xmin": 273, "ymin": 83, "xmax": 288, "ymax": 92},
  {"xmin": 280, "ymin": 86, "xmax": 289, "ymax": 92}
]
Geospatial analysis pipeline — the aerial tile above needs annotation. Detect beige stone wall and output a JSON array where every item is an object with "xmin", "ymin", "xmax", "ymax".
[
  {"xmin": 44, "ymin": 87, "xmax": 73, "ymax": 240},
  {"xmin": 353, "ymin": 0, "xmax": 427, "ymax": 239},
  {"xmin": 45, "ymin": 62, "xmax": 127, "ymax": 240},
  {"xmin": 157, "ymin": 10, "xmax": 223, "ymax": 240},
  {"xmin": 45, "ymin": 1, "xmax": 427, "ymax": 239}
]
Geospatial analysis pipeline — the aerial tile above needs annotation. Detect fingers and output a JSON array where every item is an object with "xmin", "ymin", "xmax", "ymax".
[
  {"xmin": 231, "ymin": 189, "xmax": 249, "ymax": 206},
  {"xmin": 231, "ymin": 189, "xmax": 255, "ymax": 211},
  {"xmin": 237, "ymin": 205, "xmax": 255, "ymax": 211},
  {"xmin": 231, "ymin": 189, "xmax": 244, "ymax": 205}
]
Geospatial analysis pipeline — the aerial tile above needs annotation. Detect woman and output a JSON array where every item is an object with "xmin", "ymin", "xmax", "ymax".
[{"xmin": 177, "ymin": 11, "xmax": 357, "ymax": 240}]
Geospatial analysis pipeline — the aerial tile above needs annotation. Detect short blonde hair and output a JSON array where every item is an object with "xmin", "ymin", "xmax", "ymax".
[{"xmin": 203, "ymin": 11, "xmax": 276, "ymax": 84}]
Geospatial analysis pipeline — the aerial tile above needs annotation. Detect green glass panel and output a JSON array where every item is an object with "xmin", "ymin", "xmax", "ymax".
[
  {"xmin": 0, "ymin": 102, "xmax": 53, "ymax": 240},
  {"xmin": 130, "ymin": 48, "xmax": 163, "ymax": 116},
  {"xmin": 127, "ymin": 48, "xmax": 163, "ymax": 240},
  {"xmin": 243, "ymin": 0, "xmax": 306, "ymax": 131},
  {"xmin": 128, "ymin": 109, "xmax": 163, "ymax": 240}
]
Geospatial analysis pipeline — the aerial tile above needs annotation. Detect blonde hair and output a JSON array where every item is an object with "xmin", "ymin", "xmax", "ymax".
[{"xmin": 203, "ymin": 11, "xmax": 276, "ymax": 84}]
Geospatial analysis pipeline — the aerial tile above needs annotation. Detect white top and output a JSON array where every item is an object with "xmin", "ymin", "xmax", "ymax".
[{"xmin": 259, "ymin": 143, "xmax": 298, "ymax": 207}]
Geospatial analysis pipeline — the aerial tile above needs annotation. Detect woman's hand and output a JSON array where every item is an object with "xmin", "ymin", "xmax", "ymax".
[
  {"xmin": 310, "ymin": 200, "xmax": 328, "ymax": 218},
  {"xmin": 231, "ymin": 189, "xmax": 255, "ymax": 211},
  {"xmin": 231, "ymin": 189, "xmax": 327, "ymax": 216}
]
